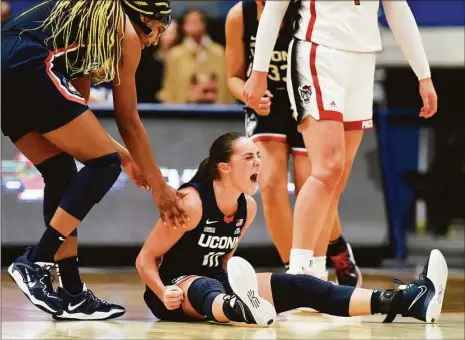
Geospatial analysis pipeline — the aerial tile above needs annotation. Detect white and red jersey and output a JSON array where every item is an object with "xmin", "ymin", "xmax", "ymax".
[{"xmin": 293, "ymin": 0, "xmax": 382, "ymax": 52}]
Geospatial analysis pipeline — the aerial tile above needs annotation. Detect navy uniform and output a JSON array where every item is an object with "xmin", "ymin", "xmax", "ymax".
[
  {"xmin": 243, "ymin": 0, "xmax": 306, "ymax": 155},
  {"xmin": 144, "ymin": 180, "xmax": 248, "ymax": 321},
  {"xmin": 1, "ymin": 1, "xmax": 89, "ymax": 143}
]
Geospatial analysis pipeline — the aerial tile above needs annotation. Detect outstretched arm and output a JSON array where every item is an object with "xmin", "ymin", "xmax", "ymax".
[{"xmin": 112, "ymin": 20, "xmax": 188, "ymax": 227}]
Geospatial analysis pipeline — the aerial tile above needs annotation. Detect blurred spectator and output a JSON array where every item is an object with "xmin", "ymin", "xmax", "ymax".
[
  {"xmin": 158, "ymin": 9, "xmax": 235, "ymax": 104},
  {"xmin": 186, "ymin": 72, "xmax": 218, "ymax": 104},
  {"xmin": 135, "ymin": 20, "xmax": 180, "ymax": 103},
  {"xmin": 1, "ymin": 0, "xmax": 11, "ymax": 24}
]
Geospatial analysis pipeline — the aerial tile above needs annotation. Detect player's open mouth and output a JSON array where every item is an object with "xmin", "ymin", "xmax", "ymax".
[{"xmin": 250, "ymin": 173, "xmax": 259, "ymax": 183}]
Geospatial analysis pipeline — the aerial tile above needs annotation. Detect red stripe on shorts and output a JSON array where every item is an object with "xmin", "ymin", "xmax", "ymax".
[
  {"xmin": 309, "ymin": 44, "xmax": 343, "ymax": 122},
  {"xmin": 44, "ymin": 47, "xmax": 87, "ymax": 106},
  {"xmin": 305, "ymin": 0, "xmax": 317, "ymax": 41}
]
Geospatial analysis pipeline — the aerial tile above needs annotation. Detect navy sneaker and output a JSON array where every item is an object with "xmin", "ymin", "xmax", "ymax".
[
  {"xmin": 8, "ymin": 248, "xmax": 63, "ymax": 315},
  {"xmin": 53, "ymin": 283, "xmax": 126, "ymax": 321},
  {"xmin": 330, "ymin": 243, "xmax": 362, "ymax": 288},
  {"xmin": 383, "ymin": 249, "xmax": 448, "ymax": 323}
]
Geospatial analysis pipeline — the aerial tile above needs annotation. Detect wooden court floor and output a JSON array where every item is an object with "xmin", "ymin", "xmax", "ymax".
[{"xmin": 2, "ymin": 270, "xmax": 464, "ymax": 339}]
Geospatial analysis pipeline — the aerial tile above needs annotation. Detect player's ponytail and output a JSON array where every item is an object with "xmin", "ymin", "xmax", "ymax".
[
  {"xmin": 190, "ymin": 132, "xmax": 244, "ymax": 182},
  {"xmin": 25, "ymin": 0, "xmax": 125, "ymax": 84},
  {"xmin": 191, "ymin": 157, "xmax": 213, "ymax": 182}
]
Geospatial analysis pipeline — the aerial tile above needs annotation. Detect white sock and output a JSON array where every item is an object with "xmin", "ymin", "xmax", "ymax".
[
  {"xmin": 314, "ymin": 256, "xmax": 327, "ymax": 278},
  {"xmin": 289, "ymin": 249, "xmax": 314, "ymax": 273}
]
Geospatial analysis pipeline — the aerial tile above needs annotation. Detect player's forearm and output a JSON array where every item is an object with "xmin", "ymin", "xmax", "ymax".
[
  {"xmin": 117, "ymin": 118, "xmax": 166, "ymax": 190},
  {"xmin": 383, "ymin": 0, "xmax": 431, "ymax": 80},
  {"xmin": 252, "ymin": 0, "xmax": 290, "ymax": 72},
  {"xmin": 136, "ymin": 253, "xmax": 166, "ymax": 300},
  {"xmin": 107, "ymin": 133, "xmax": 131, "ymax": 165},
  {"xmin": 228, "ymin": 77, "xmax": 247, "ymax": 103}
]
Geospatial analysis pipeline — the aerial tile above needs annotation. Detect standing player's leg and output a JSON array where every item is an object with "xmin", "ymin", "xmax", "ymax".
[
  {"xmin": 290, "ymin": 143, "xmax": 311, "ymax": 198},
  {"xmin": 286, "ymin": 40, "xmax": 346, "ymax": 274},
  {"xmin": 9, "ymin": 106, "xmax": 124, "ymax": 319},
  {"xmin": 254, "ymin": 139, "xmax": 293, "ymax": 266},
  {"xmin": 41, "ymin": 110, "xmax": 126, "ymax": 321},
  {"xmin": 14, "ymin": 133, "xmax": 84, "ymax": 295},
  {"xmin": 324, "ymin": 50, "xmax": 377, "ymax": 287},
  {"xmin": 313, "ymin": 130, "xmax": 364, "ymax": 286},
  {"xmin": 291, "ymin": 129, "xmax": 351, "ymax": 282},
  {"xmin": 327, "ymin": 216, "xmax": 361, "ymax": 287},
  {"xmin": 246, "ymin": 110, "xmax": 294, "ymax": 266}
]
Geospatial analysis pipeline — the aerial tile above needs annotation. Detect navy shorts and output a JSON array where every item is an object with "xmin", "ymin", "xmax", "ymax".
[
  {"xmin": 245, "ymin": 92, "xmax": 307, "ymax": 156},
  {"xmin": 144, "ymin": 270, "xmax": 232, "ymax": 322},
  {"xmin": 1, "ymin": 35, "xmax": 88, "ymax": 143}
]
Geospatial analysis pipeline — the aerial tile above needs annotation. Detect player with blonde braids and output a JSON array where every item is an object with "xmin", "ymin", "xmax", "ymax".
[{"xmin": 3, "ymin": 0, "xmax": 185, "ymax": 321}]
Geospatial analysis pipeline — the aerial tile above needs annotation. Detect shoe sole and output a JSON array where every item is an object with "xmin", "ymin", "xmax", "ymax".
[
  {"xmin": 53, "ymin": 309, "xmax": 126, "ymax": 321},
  {"xmin": 425, "ymin": 249, "xmax": 448, "ymax": 323},
  {"xmin": 8, "ymin": 263, "xmax": 61, "ymax": 315},
  {"xmin": 227, "ymin": 257, "xmax": 276, "ymax": 327}
]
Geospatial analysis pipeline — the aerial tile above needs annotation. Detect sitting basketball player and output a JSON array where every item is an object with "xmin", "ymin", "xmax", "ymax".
[{"xmin": 137, "ymin": 133, "xmax": 448, "ymax": 326}]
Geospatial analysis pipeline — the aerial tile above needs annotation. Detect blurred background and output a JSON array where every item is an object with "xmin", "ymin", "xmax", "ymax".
[{"xmin": 1, "ymin": 0, "xmax": 464, "ymax": 270}]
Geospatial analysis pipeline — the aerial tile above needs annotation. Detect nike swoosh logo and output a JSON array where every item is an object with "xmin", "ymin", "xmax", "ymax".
[
  {"xmin": 206, "ymin": 220, "xmax": 218, "ymax": 225},
  {"xmin": 68, "ymin": 299, "xmax": 86, "ymax": 311},
  {"xmin": 251, "ymin": 36, "xmax": 256, "ymax": 41},
  {"xmin": 59, "ymin": 236, "xmax": 66, "ymax": 241},
  {"xmin": 409, "ymin": 285, "xmax": 427, "ymax": 310}
]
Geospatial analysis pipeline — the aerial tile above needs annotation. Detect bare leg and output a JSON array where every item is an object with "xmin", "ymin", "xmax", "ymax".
[
  {"xmin": 314, "ymin": 130, "xmax": 364, "ymax": 257},
  {"xmin": 330, "ymin": 216, "xmax": 342, "ymax": 242},
  {"xmin": 15, "ymin": 132, "xmax": 81, "ymax": 290},
  {"xmin": 290, "ymin": 117, "xmax": 345, "ymax": 273},
  {"xmin": 255, "ymin": 140, "xmax": 293, "ymax": 264},
  {"xmin": 292, "ymin": 153, "xmax": 311, "ymax": 197},
  {"xmin": 41, "ymin": 110, "xmax": 118, "ymax": 236}
]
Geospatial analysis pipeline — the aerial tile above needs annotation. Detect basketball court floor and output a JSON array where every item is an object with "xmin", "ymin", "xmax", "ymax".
[{"xmin": 2, "ymin": 269, "xmax": 464, "ymax": 339}]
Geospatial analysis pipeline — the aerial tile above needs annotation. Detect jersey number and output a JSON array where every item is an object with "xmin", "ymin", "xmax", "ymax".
[
  {"xmin": 202, "ymin": 252, "xmax": 225, "ymax": 267},
  {"xmin": 354, "ymin": 0, "xmax": 360, "ymax": 4},
  {"xmin": 268, "ymin": 64, "xmax": 287, "ymax": 82}
]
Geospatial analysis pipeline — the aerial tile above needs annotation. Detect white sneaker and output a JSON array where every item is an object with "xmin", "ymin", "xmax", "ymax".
[{"xmin": 227, "ymin": 257, "xmax": 277, "ymax": 327}]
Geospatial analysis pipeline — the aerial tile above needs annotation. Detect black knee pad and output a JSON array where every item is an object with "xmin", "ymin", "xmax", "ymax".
[
  {"xmin": 36, "ymin": 153, "xmax": 78, "ymax": 225},
  {"xmin": 187, "ymin": 277, "xmax": 226, "ymax": 320},
  {"xmin": 37, "ymin": 153, "xmax": 78, "ymax": 183},
  {"xmin": 59, "ymin": 152, "xmax": 121, "ymax": 220},
  {"xmin": 81, "ymin": 152, "xmax": 122, "ymax": 204}
]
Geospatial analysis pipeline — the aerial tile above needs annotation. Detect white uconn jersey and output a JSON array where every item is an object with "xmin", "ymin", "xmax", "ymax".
[{"xmin": 293, "ymin": 0, "xmax": 382, "ymax": 52}]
